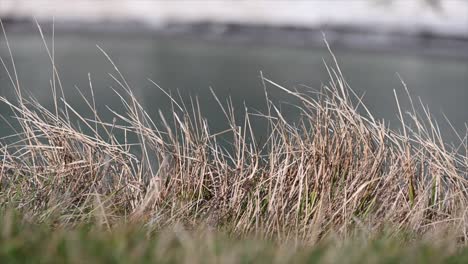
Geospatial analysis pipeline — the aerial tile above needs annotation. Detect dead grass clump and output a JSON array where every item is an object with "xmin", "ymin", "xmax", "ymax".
[{"xmin": 0, "ymin": 26, "xmax": 467, "ymax": 244}]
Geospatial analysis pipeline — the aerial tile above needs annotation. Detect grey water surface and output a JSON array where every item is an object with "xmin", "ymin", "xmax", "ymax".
[{"xmin": 0, "ymin": 31, "xmax": 467, "ymax": 145}]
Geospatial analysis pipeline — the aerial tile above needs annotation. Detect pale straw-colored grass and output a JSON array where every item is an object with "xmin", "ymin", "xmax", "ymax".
[{"xmin": 0, "ymin": 21, "xmax": 467, "ymax": 245}]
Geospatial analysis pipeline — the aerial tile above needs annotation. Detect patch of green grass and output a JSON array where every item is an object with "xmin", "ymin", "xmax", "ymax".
[{"xmin": 0, "ymin": 211, "xmax": 467, "ymax": 264}]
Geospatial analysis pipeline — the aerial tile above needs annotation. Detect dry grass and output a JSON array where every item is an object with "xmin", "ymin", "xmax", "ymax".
[{"xmin": 0, "ymin": 22, "xmax": 467, "ymax": 247}]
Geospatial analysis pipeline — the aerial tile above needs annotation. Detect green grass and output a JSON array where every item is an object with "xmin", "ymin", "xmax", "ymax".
[{"xmin": 0, "ymin": 210, "xmax": 467, "ymax": 264}]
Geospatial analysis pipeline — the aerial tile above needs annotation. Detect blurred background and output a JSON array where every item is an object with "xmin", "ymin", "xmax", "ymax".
[{"xmin": 0, "ymin": 0, "xmax": 467, "ymax": 143}]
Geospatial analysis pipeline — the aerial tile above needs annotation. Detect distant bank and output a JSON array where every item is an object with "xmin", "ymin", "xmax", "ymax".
[{"xmin": 1, "ymin": 0, "xmax": 468, "ymax": 57}]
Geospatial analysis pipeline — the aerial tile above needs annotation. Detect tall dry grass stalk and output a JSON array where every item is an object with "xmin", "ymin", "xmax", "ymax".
[{"xmin": 0, "ymin": 22, "xmax": 467, "ymax": 244}]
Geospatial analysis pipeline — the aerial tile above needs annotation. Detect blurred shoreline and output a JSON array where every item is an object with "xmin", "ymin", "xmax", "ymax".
[
  {"xmin": 3, "ymin": 19, "xmax": 468, "ymax": 61},
  {"xmin": 1, "ymin": 0, "xmax": 468, "ymax": 58}
]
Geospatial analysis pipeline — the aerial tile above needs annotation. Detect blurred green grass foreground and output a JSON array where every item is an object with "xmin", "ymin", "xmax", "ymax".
[{"xmin": 0, "ymin": 210, "xmax": 467, "ymax": 264}]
